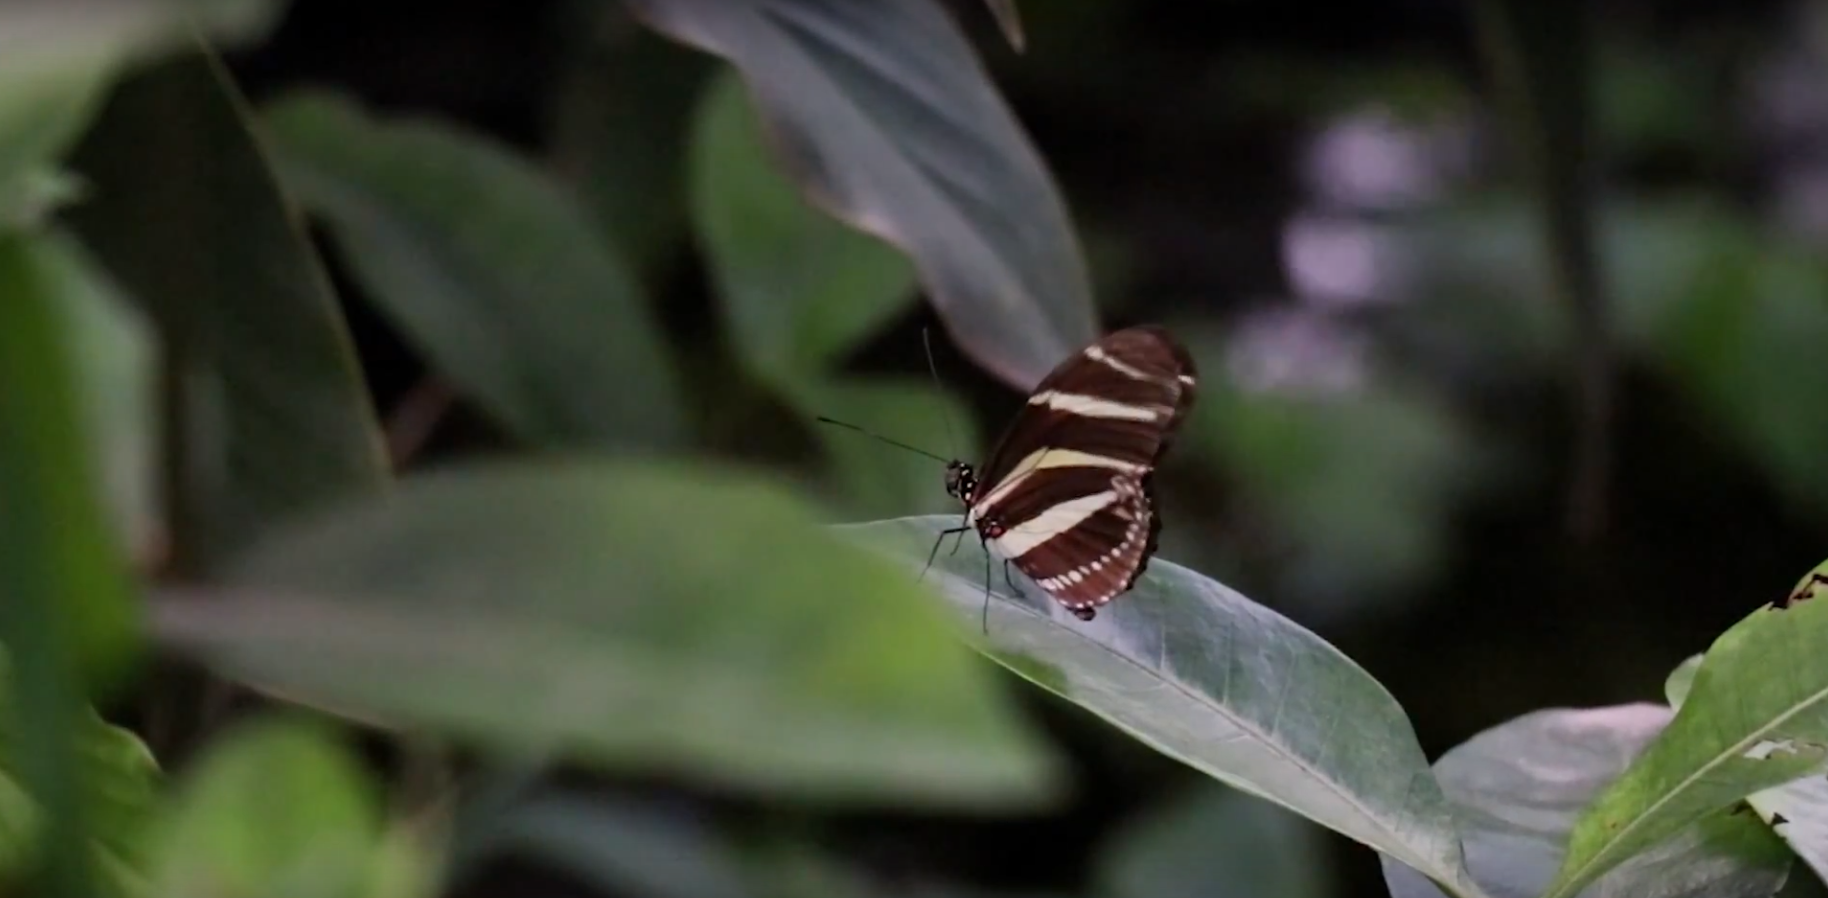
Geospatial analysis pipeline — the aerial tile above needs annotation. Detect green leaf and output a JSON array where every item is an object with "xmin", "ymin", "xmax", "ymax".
[
  {"xmin": 691, "ymin": 69, "xmax": 915, "ymax": 385},
  {"xmin": 627, "ymin": 0, "xmax": 1099, "ymax": 389},
  {"xmin": 0, "ymin": 659, "xmax": 160, "ymax": 895},
  {"xmin": 1097, "ymin": 785, "xmax": 1330, "ymax": 898},
  {"xmin": 150, "ymin": 461, "xmax": 1063, "ymax": 810},
  {"xmin": 0, "ymin": 0, "xmax": 289, "ymax": 227},
  {"xmin": 1669, "ymin": 646, "xmax": 1828, "ymax": 888},
  {"xmin": 146, "ymin": 714, "xmax": 430, "ymax": 898},
  {"xmin": 261, "ymin": 89, "xmax": 685, "ymax": 452},
  {"xmin": 1546, "ymin": 566, "xmax": 1828, "ymax": 898},
  {"xmin": 545, "ymin": 9, "xmax": 711, "ymax": 279},
  {"xmin": 37, "ymin": 233, "xmax": 157, "ymax": 566},
  {"xmin": 0, "ymin": 233, "xmax": 141, "ymax": 896},
  {"xmin": 836, "ymin": 515, "xmax": 1485, "ymax": 898},
  {"xmin": 1381, "ymin": 705, "xmax": 1792, "ymax": 898},
  {"xmin": 65, "ymin": 50, "xmax": 387, "ymax": 570}
]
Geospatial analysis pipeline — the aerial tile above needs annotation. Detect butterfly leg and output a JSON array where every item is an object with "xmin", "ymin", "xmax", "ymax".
[
  {"xmin": 1000, "ymin": 559, "xmax": 1028, "ymax": 599},
  {"xmin": 920, "ymin": 526, "xmax": 972, "ymax": 582},
  {"xmin": 980, "ymin": 538, "xmax": 994, "ymax": 635}
]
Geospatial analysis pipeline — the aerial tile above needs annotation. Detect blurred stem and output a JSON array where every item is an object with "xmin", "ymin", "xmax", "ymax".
[{"xmin": 1472, "ymin": 0, "xmax": 1613, "ymax": 543}]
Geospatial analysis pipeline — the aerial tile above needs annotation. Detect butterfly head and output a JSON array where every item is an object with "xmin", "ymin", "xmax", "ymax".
[{"xmin": 944, "ymin": 460, "xmax": 977, "ymax": 505}]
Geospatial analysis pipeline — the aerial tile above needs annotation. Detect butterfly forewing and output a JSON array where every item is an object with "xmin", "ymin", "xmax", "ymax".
[{"xmin": 965, "ymin": 326, "xmax": 1196, "ymax": 620}]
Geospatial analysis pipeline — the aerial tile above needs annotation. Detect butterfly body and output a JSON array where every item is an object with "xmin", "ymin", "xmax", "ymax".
[{"xmin": 947, "ymin": 326, "xmax": 1197, "ymax": 621}]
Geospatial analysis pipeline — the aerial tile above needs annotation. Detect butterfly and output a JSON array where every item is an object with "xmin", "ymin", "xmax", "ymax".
[
  {"xmin": 819, "ymin": 326, "xmax": 1196, "ymax": 622},
  {"xmin": 928, "ymin": 326, "xmax": 1197, "ymax": 621}
]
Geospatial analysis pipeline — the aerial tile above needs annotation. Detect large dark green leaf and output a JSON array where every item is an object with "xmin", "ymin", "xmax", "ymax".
[
  {"xmin": 690, "ymin": 69, "xmax": 915, "ymax": 387},
  {"xmin": 261, "ymin": 90, "xmax": 684, "ymax": 451},
  {"xmin": 65, "ymin": 49, "xmax": 387, "ymax": 569},
  {"xmin": 546, "ymin": 5, "xmax": 712, "ymax": 280},
  {"xmin": 1381, "ymin": 705, "xmax": 1791, "ymax": 898},
  {"xmin": 0, "ymin": 0, "xmax": 287, "ymax": 226},
  {"xmin": 1545, "ymin": 565, "xmax": 1828, "ymax": 898},
  {"xmin": 837, "ymin": 516, "xmax": 1486, "ymax": 898},
  {"xmin": 626, "ymin": 0, "xmax": 1100, "ymax": 389},
  {"xmin": 151, "ymin": 461, "xmax": 1063, "ymax": 810},
  {"xmin": 0, "ymin": 233, "xmax": 141, "ymax": 896},
  {"xmin": 146, "ymin": 714, "xmax": 433, "ymax": 898}
]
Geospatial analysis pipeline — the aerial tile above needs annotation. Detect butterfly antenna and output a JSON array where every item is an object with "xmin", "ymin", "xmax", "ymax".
[
  {"xmin": 813, "ymin": 417, "xmax": 950, "ymax": 464},
  {"xmin": 922, "ymin": 326, "xmax": 963, "ymax": 459}
]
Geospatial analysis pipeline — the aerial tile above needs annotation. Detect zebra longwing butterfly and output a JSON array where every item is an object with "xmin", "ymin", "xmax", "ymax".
[{"xmin": 933, "ymin": 325, "xmax": 1197, "ymax": 621}]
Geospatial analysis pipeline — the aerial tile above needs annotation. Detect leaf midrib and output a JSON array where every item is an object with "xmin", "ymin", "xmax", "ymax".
[
  {"xmin": 975, "ymin": 583, "xmax": 1472, "ymax": 894},
  {"xmin": 1546, "ymin": 679, "xmax": 1828, "ymax": 898}
]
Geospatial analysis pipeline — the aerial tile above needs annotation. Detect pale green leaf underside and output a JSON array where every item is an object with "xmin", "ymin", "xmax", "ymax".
[{"xmin": 838, "ymin": 515, "xmax": 1483, "ymax": 897}]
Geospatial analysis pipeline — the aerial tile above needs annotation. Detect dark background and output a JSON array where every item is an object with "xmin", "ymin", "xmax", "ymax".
[{"xmin": 215, "ymin": 0, "xmax": 1828, "ymax": 894}]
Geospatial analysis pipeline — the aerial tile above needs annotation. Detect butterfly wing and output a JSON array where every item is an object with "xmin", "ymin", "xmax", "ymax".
[{"xmin": 968, "ymin": 326, "xmax": 1197, "ymax": 618}]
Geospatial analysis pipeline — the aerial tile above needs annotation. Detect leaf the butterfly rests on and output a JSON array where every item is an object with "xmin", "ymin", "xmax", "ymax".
[{"xmin": 945, "ymin": 326, "xmax": 1197, "ymax": 621}]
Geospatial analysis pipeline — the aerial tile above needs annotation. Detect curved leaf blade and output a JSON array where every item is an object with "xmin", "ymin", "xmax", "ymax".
[
  {"xmin": 838, "ymin": 515, "xmax": 1484, "ymax": 897},
  {"xmin": 66, "ymin": 49, "xmax": 388, "ymax": 568},
  {"xmin": 1547, "ymin": 567, "xmax": 1828, "ymax": 898},
  {"xmin": 1381, "ymin": 705, "xmax": 1791, "ymax": 898},
  {"xmin": 261, "ymin": 90, "xmax": 685, "ymax": 451},
  {"xmin": 1669, "ymin": 646, "xmax": 1828, "ymax": 886},
  {"xmin": 151, "ymin": 462, "xmax": 1064, "ymax": 810},
  {"xmin": 690, "ymin": 70, "xmax": 915, "ymax": 385},
  {"xmin": 627, "ymin": 0, "xmax": 1099, "ymax": 389},
  {"xmin": 0, "ymin": 235, "xmax": 143, "ymax": 896}
]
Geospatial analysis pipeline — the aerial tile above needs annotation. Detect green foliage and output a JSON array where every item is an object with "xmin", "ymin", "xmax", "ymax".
[
  {"xmin": 628, "ymin": 0, "xmax": 1099, "ymax": 389},
  {"xmin": 262, "ymin": 91, "xmax": 686, "ymax": 452},
  {"xmin": 65, "ymin": 48, "xmax": 387, "ymax": 569},
  {"xmin": 841, "ymin": 516, "xmax": 1484, "ymax": 896},
  {"xmin": 1547, "ymin": 573, "xmax": 1828, "ymax": 898},
  {"xmin": 5, "ymin": 2, "xmax": 1828, "ymax": 898},
  {"xmin": 154, "ymin": 461, "xmax": 1063, "ymax": 809},
  {"xmin": 145, "ymin": 715, "xmax": 434, "ymax": 898},
  {"xmin": 1381, "ymin": 705, "xmax": 1791, "ymax": 898}
]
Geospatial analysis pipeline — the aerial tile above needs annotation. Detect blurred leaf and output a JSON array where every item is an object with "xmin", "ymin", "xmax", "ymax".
[
  {"xmin": 38, "ymin": 233, "xmax": 157, "ymax": 566},
  {"xmin": 691, "ymin": 70, "xmax": 916, "ymax": 385},
  {"xmin": 798, "ymin": 378, "xmax": 978, "ymax": 520},
  {"xmin": 0, "ymin": 233, "xmax": 141, "ymax": 896},
  {"xmin": 0, "ymin": 659, "xmax": 160, "ymax": 895},
  {"xmin": 546, "ymin": 8, "xmax": 712, "ymax": 279},
  {"xmin": 627, "ymin": 0, "xmax": 1099, "ymax": 390},
  {"xmin": 981, "ymin": 1, "xmax": 1025, "ymax": 51},
  {"xmin": 151, "ymin": 460, "xmax": 1063, "ymax": 810},
  {"xmin": 1178, "ymin": 329, "xmax": 1493, "ymax": 611},
  {"xmin": 147, "ymin": 714, "xmax": 433, "ymax": 898},
  {"xmin": 839, "ymin": 516, "xmax": 1487, "ymax": 898},
  {"xmin": 467, "ymin": 793, "xmax": 751, "ymax": 898},
  {"xmin": 262, "ymin": 90, "xmax": 685, "ymax": 452},
  {"xmin": 0, "ymin": 0, "xmax": 288, "ymax": 226},
  {"xmin": 1546, "ymin": 565, "xmax": 1828, "ymax": 898},
  {"xmin": 1098, "ymin": 784, "xmax": 1330, "ymax": 898},
  {"xmin": 1664, "ymin": 654, "xmax": 1702, "ymax": 707},
  {"xmin": 1380, "ymin": 705, "xmax": 1792, "ymax": 898},
  {"xmin": 66, "ymin": 50, "xmax": 387, "ymax": 569}
]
